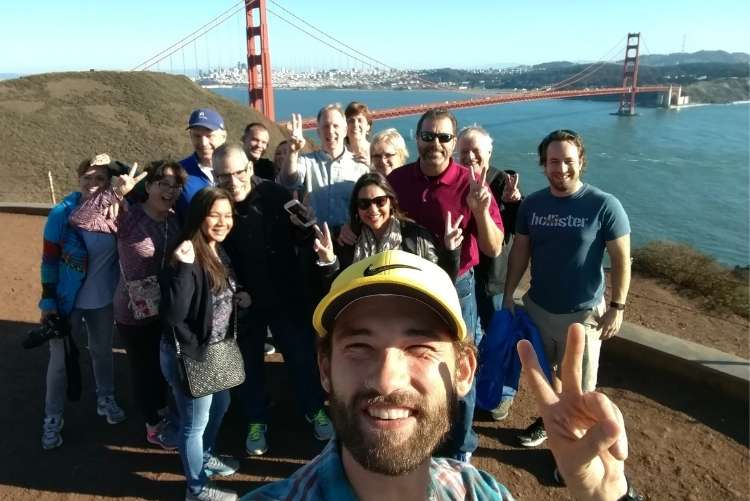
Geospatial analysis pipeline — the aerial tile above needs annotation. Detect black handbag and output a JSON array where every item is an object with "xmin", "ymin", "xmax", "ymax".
[{"xmin": 173, "ymin": 305, "xmax": 245, "ymax": 399}]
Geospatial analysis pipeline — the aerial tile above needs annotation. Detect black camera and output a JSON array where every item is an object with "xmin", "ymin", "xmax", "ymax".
[{"xmin": 23, "ymin": 314, "xmax": 70, "ymax": 349}]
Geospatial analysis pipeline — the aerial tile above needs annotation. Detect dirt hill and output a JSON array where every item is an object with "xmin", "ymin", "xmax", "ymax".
[{"xmin": 0, "ymin": 71, "xmax": 290, "ymax": 202}]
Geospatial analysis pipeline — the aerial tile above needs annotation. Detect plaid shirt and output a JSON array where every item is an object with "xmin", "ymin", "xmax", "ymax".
[{"xmin": 242, "ymin": 440, "xmax": 514, "ymax": 501}]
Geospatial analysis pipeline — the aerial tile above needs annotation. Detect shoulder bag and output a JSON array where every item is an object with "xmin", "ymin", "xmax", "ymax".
[
  {"xmin": 173, "ymin": 303, "xmax": 245, "ymax": 399},
  {"xmin": 120, "ymin": 219, "xmax": 167, "ymax": 320}
]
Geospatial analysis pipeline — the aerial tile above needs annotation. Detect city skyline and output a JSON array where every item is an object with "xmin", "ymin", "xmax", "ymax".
[{"xmin": 3, "ymin": 0, "xmax": 749, "ymax": 75}]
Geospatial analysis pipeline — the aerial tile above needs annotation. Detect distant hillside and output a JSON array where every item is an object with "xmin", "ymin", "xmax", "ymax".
[
  {"xmin": 639, "ymin": 50, "xmax": 750, "ymax": 66},
  {"xmin": 683, "ymin": 77, "xmax": 750, "ymax": 104},
  {"xmin": 421, "ymin": 61, "xmax": 749, "ymax": 99},
  {"xmin": 0, "ymin": 71, "xmax": 292, "ymax": 203}
]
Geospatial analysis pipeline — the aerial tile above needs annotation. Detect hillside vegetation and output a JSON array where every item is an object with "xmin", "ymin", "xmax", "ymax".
[{"xmin": 0, "ymin": 71, "xmax": 291, "ymax": 203}]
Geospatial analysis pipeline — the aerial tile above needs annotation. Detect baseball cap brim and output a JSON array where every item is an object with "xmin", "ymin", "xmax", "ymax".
[{"xmin": 313, "ymin": 250, "xmax": 466, "ymax": 341}]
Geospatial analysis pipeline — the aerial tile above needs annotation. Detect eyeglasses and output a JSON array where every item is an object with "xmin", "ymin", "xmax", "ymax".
[
  {"xmin": 216, "ymin": 166, "xmax": 250, "ymax": 183},
  {"xmin": 419, "ymin": 131, "xmax": 454, "ymax": 143},
  {"xmin": 156, "ymin": 180, "xmax": 183, "ymax": 192},
  {"xmin": 356, "ymin": 195, "xmax": 389, "ymax": 210},
  {"xmin": 371, "ymin": 152, "xmax": 398, "ymax": 161}
]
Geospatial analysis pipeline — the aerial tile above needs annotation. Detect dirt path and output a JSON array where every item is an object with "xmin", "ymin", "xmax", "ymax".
[{"xmin": 1, "ymin": 213, "xmax": 747, "ymax": 500}]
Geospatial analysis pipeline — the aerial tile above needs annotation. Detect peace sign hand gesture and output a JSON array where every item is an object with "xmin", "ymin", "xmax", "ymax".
[
  {"xmin": 313, "ymin": 222, "xmax": 336, "ymax": 264},
  {"xmin": 466, "ymin": 165, "xmax": 491, "ymax": 215},
  {"xmin": 112, "ymin": 162, "xmax": 147, "ymax": 198},
  {"xmin": 286, "ymin": 113, "xmax": 306, "ymax": 152},
  {"xmin": 518, "ymin": 324, "xmax": 629, "ymax": 501},
  {"xmin": 502, "ymin": 172, "xmax": 522, "ymax": 203},
  {"xmin": 443, "ymin": 212, "xmax": 464, "ymax": 251}
]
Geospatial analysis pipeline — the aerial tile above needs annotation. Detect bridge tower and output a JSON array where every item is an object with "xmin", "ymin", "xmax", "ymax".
[
  {"xmin": 616, "ymin": 33, "xmax": 641, "ymax": 116},
  {"xmin": 245, "ymin": 0, "xmax": 275, "ymax": 121}
]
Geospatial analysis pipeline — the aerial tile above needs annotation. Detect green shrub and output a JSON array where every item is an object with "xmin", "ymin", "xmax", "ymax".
[{"xmin": 633, "ymin": 241, "xmax": 749, "ymax": 319}]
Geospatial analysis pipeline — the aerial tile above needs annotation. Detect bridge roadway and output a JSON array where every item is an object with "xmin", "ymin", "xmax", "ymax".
[{"xmin": 299, "ymin": 85, "xmax": 670, "ymax": 129}]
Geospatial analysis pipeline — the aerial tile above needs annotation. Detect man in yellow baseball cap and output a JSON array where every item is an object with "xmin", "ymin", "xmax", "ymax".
[{"xmin": 242, "ymin": 250, "xmax": 636, "ymax": 500}]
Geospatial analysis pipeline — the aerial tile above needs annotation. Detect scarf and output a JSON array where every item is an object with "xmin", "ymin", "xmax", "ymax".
[{"xmin": 353, "ymin": 217, "xmax": 403, "ymax": 263}]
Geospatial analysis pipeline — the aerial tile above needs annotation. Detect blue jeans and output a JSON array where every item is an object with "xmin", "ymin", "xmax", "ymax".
[
  {"xmin": 237, "ymin": 306, "xmax": 324, "ymax": 424},
  {"xmin": 442, "ymin": 269, "xmax": 480, "ymax": 456},
  {"xmin": 475, "ymin": 283, "xmax": 517, "ymax": 403},
  {"xmin": 160, "ymin": 341, "xmax": 230, "ymax": 495},
  {"xmin": 45, "ymin": 304, "xmax": 115, "ymax": 417}
]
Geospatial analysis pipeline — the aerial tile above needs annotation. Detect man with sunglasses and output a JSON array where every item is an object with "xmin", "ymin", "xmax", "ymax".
[
  {"xmin": 387, "ymin": 108, "xmax": 505, "ymax": 463},
  {"xmin": 503, "ymin": 130, "xmax": 631, "ymax": 466},
  {"xmin": 213, "ymin": 143, "xmax": 333, "ymax": 457},
  {"xmin": 176, "ymin": 108, "xmax": 228, "ymax": 215}
]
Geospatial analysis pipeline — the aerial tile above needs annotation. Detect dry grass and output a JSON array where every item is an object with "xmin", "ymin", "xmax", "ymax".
[
  {"xmin": 0, "ymin": 71, "xmax": 298, "ymax": 203},
  {"xmin": 633, "ymin": 241, "xmax": 749, "ymax": 319}
]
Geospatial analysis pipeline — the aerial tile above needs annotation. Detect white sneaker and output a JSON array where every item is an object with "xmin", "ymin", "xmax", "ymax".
[
  {"xmin": 97, "ymin": 395, "xmax": 126, "ymax": 424},
  {"xmin": 185, "ymin": 483, "xmax": 237, "ymax": 501},
  {"xmin": 42, "ymin": 415, "xmax": 64, "ymax": 450}
]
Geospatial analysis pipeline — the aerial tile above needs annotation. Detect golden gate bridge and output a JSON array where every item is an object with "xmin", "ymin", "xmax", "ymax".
[{"xmin": 132, "ymin": 0, "xmax": 675, "ymax": 128}]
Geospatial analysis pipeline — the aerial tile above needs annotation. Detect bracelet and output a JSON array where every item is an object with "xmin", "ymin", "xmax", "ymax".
[{"xmin": 609, "ymin": 301, "xmax": 626, "ymax": 311}]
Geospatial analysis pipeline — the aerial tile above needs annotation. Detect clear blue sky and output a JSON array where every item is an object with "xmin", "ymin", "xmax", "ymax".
[{"xmin": 3, "ymin": 0, "xmax": 749, "ymax": 74}]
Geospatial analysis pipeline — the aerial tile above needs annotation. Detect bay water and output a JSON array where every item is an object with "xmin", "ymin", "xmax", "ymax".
[{"xmin": 213, "ymin": 87, "xmax": 750, "ymax": 267}]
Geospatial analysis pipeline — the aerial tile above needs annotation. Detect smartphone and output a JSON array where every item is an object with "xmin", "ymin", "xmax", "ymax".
[{"xmin": 284, "ymin": 199, "xmax": 317, "ymax": 227}]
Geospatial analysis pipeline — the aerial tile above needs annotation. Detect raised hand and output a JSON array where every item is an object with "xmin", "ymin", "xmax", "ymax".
[
  {"xmin": 173, "ymin": 240, "xmax": 195, "ymax": 264},
  {"xmin": 112, "ymin": 162, "xmax": 146, "ymax": 198},
  {"xmin": 443, "ymin": 212, "xmax": 464, "ymax": 251},
  {"xmin": 502, "ymin": 172, "xmax": 522, "ymax": 202},
  {"xmin": 313, "ymin": 222, "xmax": 336, "ymax": 264},
  {"xmin": 466, "ymin": 165, "xmax": 491, "ymax": 215},
  {"xmin": 518, "ymin": 324, "xmax": 629, "ymax": 501},
  {"xmin": 286, "ymin": 113, "xmax": 306, "ymax": 152}
]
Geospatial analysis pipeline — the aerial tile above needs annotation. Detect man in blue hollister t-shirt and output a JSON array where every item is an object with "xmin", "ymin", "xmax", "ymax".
[{"xmin": 503, "ymin": 129, "xmax": 631, "ymax": 454}]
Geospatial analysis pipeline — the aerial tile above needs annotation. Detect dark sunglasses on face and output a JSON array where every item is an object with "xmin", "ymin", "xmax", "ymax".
[
  {"xmin": 356, "ymin": 195, "xmax": 389, "ymax": 210},
  {"xmin": 419, "ymin": 131, "xmax": 454, "ymax": 143}
]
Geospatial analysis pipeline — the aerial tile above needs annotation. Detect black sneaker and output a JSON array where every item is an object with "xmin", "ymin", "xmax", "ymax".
[{"xmin": 518, "ymin": 417, "xmax": 547, "ymax": 447}]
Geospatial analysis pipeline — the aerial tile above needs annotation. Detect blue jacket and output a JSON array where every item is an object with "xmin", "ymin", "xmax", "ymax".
[
  {"xmin": 176, "ymin": 153, "xmax": 212, "ymax": 216},
  {"xmin": 39, "ymin": 192, "xmax": 88, "ymax": 316},
  {"xmin": 476, "ymin": 308, "xmax": 552, "ymax": 411}
]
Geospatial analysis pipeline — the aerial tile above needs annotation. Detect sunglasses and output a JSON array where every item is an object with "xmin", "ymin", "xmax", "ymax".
[
  {"xmin": 419, "ymin": 131, "xmax": 454, "ymax": 143},
  {"xmin": 356, "ymin": 195, "xmax": 389, "ymax": 210}
]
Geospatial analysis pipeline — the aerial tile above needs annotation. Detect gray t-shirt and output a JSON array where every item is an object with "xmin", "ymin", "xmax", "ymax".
[
  {"xmin": 517, "ymin": 183, "xmax": 630, "ymax": 313},
  {"xmin": 75, "ymin": 231, "xmax": 118, "ymax": 309}
]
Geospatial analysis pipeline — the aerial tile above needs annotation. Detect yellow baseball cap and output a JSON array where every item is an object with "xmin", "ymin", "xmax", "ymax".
[{"xmin": 313, "ymin": 249, "xmax": 466, "ymax": 340}]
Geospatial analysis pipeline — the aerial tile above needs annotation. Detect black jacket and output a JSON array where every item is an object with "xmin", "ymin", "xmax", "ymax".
[
  {"xmin": 223, "ymin": 177, "xmax": 312, "ymax": 313},
  {"xmin": 476, "ymin": 167, "xmax": 523, "ymax": 294},
  {"xmin": 320, "ymin": 219, "xmax": 460, "ymax": 286},
  {"xmin": 160, "ymin": 260, "xmax": 236, "ymax": 360}
]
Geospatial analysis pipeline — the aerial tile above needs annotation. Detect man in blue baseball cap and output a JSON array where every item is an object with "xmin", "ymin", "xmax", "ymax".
[{"xmin": 176, "ymin": 108, "xmax": 228, "ymax": 215}]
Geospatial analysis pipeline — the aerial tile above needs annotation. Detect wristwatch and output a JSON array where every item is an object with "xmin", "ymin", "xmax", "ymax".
[{"xmin": 609, "ymin": 301, "xmax": 626, "ymax": 311}]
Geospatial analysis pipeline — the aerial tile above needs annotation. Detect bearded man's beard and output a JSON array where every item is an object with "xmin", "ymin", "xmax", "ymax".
[{"xmin": 328, "ymin": 386, "xmax": 458, "ymax": 476}]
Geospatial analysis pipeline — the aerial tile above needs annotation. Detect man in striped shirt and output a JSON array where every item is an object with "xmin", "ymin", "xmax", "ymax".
[{"xmin": 243, "ymin": 251, "xmax": 634, "ymax": 501}]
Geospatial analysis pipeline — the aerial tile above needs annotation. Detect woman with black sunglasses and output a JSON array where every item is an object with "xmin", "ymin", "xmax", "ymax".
[{"xmin": 313, "ymin": 172, "xmax": 459, "ymax": 286}]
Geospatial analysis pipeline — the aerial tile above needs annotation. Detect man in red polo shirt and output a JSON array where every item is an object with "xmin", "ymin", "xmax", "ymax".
[{"xmin": 387, "ymin": 108, "xmax": 504, "ymax": 462}]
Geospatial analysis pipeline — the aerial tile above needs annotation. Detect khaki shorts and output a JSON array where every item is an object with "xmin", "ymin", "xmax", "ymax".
[{"xmin": 522, "ymin": 294, "xmax": 606, "ymax": 392}]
